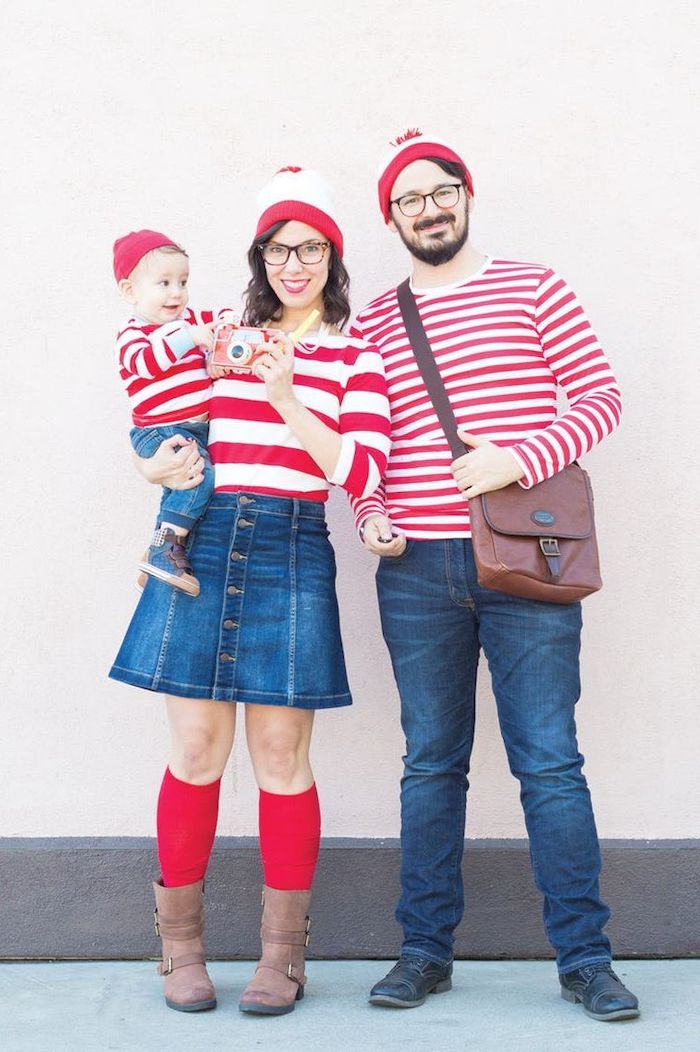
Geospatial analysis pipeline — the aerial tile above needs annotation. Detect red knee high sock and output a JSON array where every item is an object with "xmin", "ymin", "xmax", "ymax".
[
  {"xmin": 258, "ymin": 784, "xmax": 321, "ymax": 891},
  {"xmin": 157, "ymin": 767, "xmax": 221, "ymax": 887}
]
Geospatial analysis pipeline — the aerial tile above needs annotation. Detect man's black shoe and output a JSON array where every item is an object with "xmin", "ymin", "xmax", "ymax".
[
  {"xmin": 369, "ymin": 955, "xmax": 453, "ymax": 1008},
  {"xmin": 560, "ymin": 963, "xmax": 640, "ymax": 1021}
]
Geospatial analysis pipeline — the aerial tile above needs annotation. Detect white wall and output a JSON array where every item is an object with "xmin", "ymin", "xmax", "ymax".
[{"xmin": 3, "ymin": 0, "xmax": 698, "ymax": 839}]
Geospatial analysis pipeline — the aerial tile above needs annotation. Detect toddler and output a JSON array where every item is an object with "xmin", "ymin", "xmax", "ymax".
[{"xmin": 114, "ymin": 229, "xmax": 232, "ymax": 596}]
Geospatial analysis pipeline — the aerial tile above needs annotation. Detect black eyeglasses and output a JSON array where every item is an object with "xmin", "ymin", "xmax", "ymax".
[
  {"xmin": 390, "ymin": 183, "xmax": 463, "ymax": 218},
  {"xmin": 259, "ymin": 240, "xmax": 330, "ymax": 266}
]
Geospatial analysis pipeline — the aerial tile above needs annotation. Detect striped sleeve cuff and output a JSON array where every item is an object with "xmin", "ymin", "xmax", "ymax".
[
  {"xmin": 329, "ymin": 435, "xmax": 357, "ymax": 489},
  {"xmin": 162, "ymin": 323, "xmax": 197, "ymax": 359},
  {"xmin": 507, "ymin": 445, "xmax": 540, "ymax": 489}
]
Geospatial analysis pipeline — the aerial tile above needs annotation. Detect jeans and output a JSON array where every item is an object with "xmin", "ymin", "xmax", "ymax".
[
  {"xmin": 130, "ymin": 421, "xmax": 214, "ymax": 531},
  {"xmin": 376, "ymin": 538, "xmax": 612, "ymax": 974}
]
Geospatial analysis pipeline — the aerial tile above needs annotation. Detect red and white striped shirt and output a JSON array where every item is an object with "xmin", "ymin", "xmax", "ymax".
[
  {"xmin": 208, "ymin": 332, "xmax": 391, "ymax": 501},
  {"xmin": 116, "ymin": 307, "xmax": 233, "ymax": 427},
  {"xmin": 350, "ymin": 258, "xmax": 622, "ymax": 539}
]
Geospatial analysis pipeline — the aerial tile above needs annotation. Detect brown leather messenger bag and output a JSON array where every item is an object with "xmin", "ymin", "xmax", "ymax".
[{"xmin": 396, "ymin": 278, "xmax": 602, "ymax": 603}]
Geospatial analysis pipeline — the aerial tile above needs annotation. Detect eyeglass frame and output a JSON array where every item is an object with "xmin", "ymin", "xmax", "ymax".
[
  {"xmin": 258, "ymin": 239, "xmax": 331, "ymax": 266},
  {"xmin": 389, "ymin": 182, "xmax": 464, "ymax": 218}
]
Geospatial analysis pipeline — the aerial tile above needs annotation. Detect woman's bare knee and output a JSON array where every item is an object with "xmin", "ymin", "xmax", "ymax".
[
  {"xmin": 165, "ymin": 696, "xmax": 236, "ymax": 783},
  {"xmin": 245, "ymin": 706, "xmax": 314, "ymax": 792}
]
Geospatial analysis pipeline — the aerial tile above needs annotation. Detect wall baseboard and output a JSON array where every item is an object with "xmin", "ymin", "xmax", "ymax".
[{"xmin": 1, "ymin": 838, "xmax": 697, "ymax": 959}]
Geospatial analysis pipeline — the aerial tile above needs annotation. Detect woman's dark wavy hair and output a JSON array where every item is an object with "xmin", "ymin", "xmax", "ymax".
[{"xmin": 242, "ymin": 221, "xmax": 350, "ymax": 330}]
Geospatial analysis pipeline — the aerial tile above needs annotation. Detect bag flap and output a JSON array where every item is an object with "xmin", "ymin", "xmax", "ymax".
[{"xmin": 479, "ymin": 466, "xmax": 594, "ymax": 539}]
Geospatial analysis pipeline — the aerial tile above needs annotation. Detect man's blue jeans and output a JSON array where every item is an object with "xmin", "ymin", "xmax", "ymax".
[{"xmin": 376, "ymin": 538, "xmax": 612, "ymax": 974}]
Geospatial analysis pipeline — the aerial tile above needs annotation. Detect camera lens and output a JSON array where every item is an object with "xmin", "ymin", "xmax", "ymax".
[{"xmin": 228, "ymin": 343, "xmax": 251, "ymax": 363}]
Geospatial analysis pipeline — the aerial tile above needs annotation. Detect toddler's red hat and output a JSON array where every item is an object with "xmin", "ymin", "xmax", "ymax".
[{"xmin": 113, "ymin": 229, "xmax": 181, "ymax": 282}]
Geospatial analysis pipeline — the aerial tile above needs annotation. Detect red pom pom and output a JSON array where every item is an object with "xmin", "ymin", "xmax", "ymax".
[
  {"xmin": 276, "ymin": 165, "xmax": 303, "ymax": 174},
  {"xmin": 391, "ymin": 128, "xmax": 423, "ymax": 147}
]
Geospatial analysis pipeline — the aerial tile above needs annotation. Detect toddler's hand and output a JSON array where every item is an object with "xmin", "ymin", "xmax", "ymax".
[
  {"xmin": 188, "ymin": 322, "xmax": 216, "ymax": 351},
  {"xmin": 207, "ymin": 362, "xmax": 235, "ymax": 380}
]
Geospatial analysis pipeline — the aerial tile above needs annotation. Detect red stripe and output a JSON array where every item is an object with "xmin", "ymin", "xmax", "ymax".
[{"xmin": 210, "ymin": 442, "xmax": 326, "ymax": 478}]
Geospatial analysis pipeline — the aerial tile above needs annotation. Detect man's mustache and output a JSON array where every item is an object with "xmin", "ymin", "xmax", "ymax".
[{"xmin": 414, "ymin": 213, "xmax": 455, "ymax": 232}]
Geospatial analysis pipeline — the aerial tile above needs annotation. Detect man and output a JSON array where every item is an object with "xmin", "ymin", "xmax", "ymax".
[{"xmin": 351, "ymin": 129, "xmax": 638, "ymax": 1022}]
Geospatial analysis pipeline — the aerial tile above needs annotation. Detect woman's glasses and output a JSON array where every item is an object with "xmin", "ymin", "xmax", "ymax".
[{"xmin": 259, "ymin": 240, "xmax": 330, "ymax": 266}]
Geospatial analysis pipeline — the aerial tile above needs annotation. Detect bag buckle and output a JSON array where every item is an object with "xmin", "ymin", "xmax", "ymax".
[
  {"xmin": 539, "ymin": 538, "xmax": 560, "ymax": 557},
  {"xmin": 539, "ymin": 537, "xmax": 561, "ymax": 579}
]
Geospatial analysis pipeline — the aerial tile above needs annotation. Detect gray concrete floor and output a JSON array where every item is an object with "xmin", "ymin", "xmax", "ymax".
[{"xmin": 0, "ymin": 960, "xmax": 697, "ymax": 1052}]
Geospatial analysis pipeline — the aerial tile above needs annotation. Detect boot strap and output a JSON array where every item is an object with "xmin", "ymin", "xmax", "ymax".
[
  {"xmin": 255, "ymin": 962, "xmax": 306, "ymax": 987},
  {"xmin": 261, "ymin": 919, "xmax": 311, "ymax": 948},
  {"xmin": 157, "ymin": 951, "xmax": 207, "ymax": 976},
  {"xmin": 154, "ymin": 906, "xmax": 204, "ymax": 940}
]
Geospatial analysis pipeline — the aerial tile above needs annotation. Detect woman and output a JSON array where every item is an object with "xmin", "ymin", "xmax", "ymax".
[{"xmin": 110, "ymin": 167, "xmax": 391, "ymax": 1016}]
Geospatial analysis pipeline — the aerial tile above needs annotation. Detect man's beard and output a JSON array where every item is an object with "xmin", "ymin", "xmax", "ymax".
[{"xmin": 397, "ymin": 207, "xmax": 469, "ymax": 266}]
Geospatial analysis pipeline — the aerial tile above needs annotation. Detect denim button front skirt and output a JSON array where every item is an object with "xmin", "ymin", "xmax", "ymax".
[{"xmin": 109, "ymin": 492, "xmax": 352, "ymax": 709}]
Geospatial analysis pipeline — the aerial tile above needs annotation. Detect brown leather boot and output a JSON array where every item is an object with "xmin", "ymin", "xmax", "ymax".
[
  {"xmin": 153, "ymin": 879, "xmax": 217, "ymax": 1012},
  {"xmin": 238, "ymin": 886, "xmax": 311, "ymax": 1015}
]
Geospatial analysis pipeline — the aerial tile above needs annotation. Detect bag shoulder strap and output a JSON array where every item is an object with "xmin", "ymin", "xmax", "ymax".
[{"xmin": 396, "ymin": 278, "xmax": 466, "ymax": 459}]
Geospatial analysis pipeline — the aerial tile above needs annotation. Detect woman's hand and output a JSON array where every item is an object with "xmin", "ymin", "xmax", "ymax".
[
  {"xmin": 253, "ymin": 334, "xmax": 296, "ymax": 408},
  {"xmin": 451, "ymin": 430, "xmax": 525, "ymax": 497},
  {"xmin": 133, "ymin": 435, "xmax": 205, "ymax": 489},
  {"xmin": 360, "ymin": 514, "xmax": 407, "ymax": 557}
]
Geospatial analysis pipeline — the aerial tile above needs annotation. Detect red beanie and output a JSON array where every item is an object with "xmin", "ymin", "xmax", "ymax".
[
  {"xmin": 377, "ymin": 129, "xmax": 474, "ymax": 222},
  {"xmin": 255, "ymin": 167, "xmax": 344, "ymax": 257},
  {"xmin": 113, "ymin": 229, "xmax": 182, "ymax": 282}
]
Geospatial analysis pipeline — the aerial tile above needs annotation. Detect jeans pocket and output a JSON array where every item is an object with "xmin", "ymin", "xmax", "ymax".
[{"xmin": 378, "ymin": 538, "xmax": 415, "ymax": 565}]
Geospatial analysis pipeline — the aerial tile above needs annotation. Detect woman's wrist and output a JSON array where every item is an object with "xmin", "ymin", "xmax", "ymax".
[
  {"xmin": 133, "ymin": 451, "xmax": 162, "ymax": 484},
  {"xmin": 272, "ymin": 393, "xmax": 301, "ymax": 416}
]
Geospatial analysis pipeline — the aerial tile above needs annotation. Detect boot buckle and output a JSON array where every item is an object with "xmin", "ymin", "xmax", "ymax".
[
  {"xmin": 153, "ymin": 909, "xmax": 160, "ymax": 937},
  {"xmin": 162, "ymin": 955, "xmax": 173, "ymax": 976},
  {"xmin": 304, "ymin": 915, "xmax": 311, "ymax": 947}
]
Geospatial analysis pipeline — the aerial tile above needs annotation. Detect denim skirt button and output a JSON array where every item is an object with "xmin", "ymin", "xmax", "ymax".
[
  {"xmin": 227, "ymin": 585, "xmax": 242, "ymax": 595},
  {"xmin": 219, "ymin": 653, "xmax": 235, "ymax": 663},
  {"xmin": 238, "ymin": 518, "xmax": 253, "ymax": 527},
  {"xmin": 230, "ymin": 551, "xmax": 246, "ymax": 561},
  {"xmin": 223, "ymin": 620, "xmax": 237, "ymax": 629}
]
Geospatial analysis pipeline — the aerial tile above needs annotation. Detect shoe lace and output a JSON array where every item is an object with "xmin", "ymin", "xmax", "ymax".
[
  {"xmin": 168, "ymin": 542, "xmax": 194, "ymax": 573},
  {"xmin": 579, "ymin": 963, "xmax": 617, "ymax": 984},
  {"xmin": 395, "ymin": 957, "xmax": 438, "ymax": 976}
]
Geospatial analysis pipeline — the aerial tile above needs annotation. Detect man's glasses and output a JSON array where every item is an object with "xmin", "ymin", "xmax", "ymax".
[
  {"xmin": 259, "ymin": 240, "xmax": 330, "ymax": 266},
  {"xmin": 390, "ymin": 183, "xmax": 463, "ymax": 218}
]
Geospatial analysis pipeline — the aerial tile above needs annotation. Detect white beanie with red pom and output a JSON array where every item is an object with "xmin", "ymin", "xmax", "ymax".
[
  {"xmin": 255, "ymin": 167, "xmax": 344, "ymax": 257},
  {"xmin": 377, "ymin": 129, "xmax": 474, "ymax": 222}
]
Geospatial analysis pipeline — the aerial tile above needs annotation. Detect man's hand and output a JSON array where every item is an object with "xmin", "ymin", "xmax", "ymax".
[
  {"xmin": 360, "ymin": 514, "xmax": 407, "ymax": 557},
  {"xmin": 451, "ymin": 430, "xmax": 525, "ymax": 498},
  {"xmin": 133, "ymin": 435, "xmax": 204, "ymax": 489}
]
